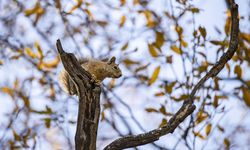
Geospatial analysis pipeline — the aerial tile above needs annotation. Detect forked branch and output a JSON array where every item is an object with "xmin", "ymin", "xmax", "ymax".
[{"xmin": 104, "ymin": 1, "xmax": 239, "ymax": 150}]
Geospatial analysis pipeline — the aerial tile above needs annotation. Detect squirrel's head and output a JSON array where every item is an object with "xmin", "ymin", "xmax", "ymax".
[{"xmin": 106, "ymin": 56, "xmax": 122, "ymax": 78}]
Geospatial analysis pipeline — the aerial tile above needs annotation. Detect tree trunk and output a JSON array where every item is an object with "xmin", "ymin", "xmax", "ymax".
[{"xmin": 56, "ymin": 40, "xmax": 101, "ymax": 150}]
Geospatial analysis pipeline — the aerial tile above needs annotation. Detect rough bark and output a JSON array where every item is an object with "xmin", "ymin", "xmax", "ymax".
[{"xmin": 56, "ymin": 40, "xmax": 101, "ymax": 150}]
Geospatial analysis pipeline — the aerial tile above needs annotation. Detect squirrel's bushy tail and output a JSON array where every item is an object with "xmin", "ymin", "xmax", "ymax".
[{"xmin": 58, "ymin": 70, "xmax": 77, "ymax": 95}]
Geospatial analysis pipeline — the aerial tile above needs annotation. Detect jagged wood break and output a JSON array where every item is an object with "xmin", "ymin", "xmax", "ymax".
[{"xmin": 56, "ymin": 40, "xmax": 101, "ymax": 150}]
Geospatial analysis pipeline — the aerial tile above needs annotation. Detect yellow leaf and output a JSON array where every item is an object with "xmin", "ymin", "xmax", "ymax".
[
  {"xmin": 14, "ymin": 79, "xmax": 19, "ymax": 89},
  {"xmin": 0, "ymin": 60, "xmax": 3, "ymax": 65},
  {"xmin": 190, "ymin": 7, "xmax": 200, "ymax": 13},
  {"xmin": 96, "ymin": 21, "xmax": 108, "ymax": 27},
  {"xmin": 20, "ymin": 93, "xmax": 30, "ymax": 108},
  {"xmin": 121, "ymin": 42, "xmax": 129, "ymax": 51},
  {"xmin": 101, "ymin": 111, "xmax": 105, "ymax": 121},
  {"xmin": 175, "ymin": 26, "xmax": 183, "ymax": 35},
  {"xmin": 49, "ymin": 85, "xmax": 56, "ymax": 99},
  {"xmin": 246, "ymin": 80, "xmax": 250, "ymax": 87},
  {"xmin": 0, "ymin": 87, "xmax": 14, "ymax": 97},
  {"xmin": 155, "ymin": 31, "xmax": 165, "ymax": 48},
  {"xmin": 145, "ymin": 108, "xmax": 158, "ymax": 113},
  {"xmin": 164, "ymin": 82, "xmax": 176, "ymax": 94},
  {"xmin": 44, "ymin": 118, "xmax": 51, "ymax": 128},
  {"xmin": 35, "ymin": 41, "xmax": 43, "ymax": 59},
  {"xmin": 159, "ymin": 105, "xmax": 168, "ymax": 115},
  {"xmin": 13, "ymin": 130, "xmax": 21, "ymax": 141},
  {"xmin": 103, "ymin": 102, "xmax": 113, "ymax": 109},
  {"xmin": 24, "ymin": 4, "xmax": 38, "ymax": 16},
  {"xmin": 199, "ymin": 26, "xmax": 207, "ymax": 39},
  {"xmin": 25, "ymin": 47, "xmax": 37, "ymax": 59},
  {"xmin": 242, "ymin": 87, "xmax": 250, "ymax": 107},
  {"xmin": 84, "ymin": 9, "xmax": 94, "ymax": 20},
  {"xmin": 225, "ymin": 63, "xmax": 230, "ymax": 76},
  {"xmin": 205, "ymin": 123, "xmax": 212, "ymax": 136},
  {"xmin": 24, "ymin": 2, "xmax": 44, "ymax": 16},
  {"xmin": 196, "ymin": 111, "xmax": 208, "ymax": 124},
  {"xmin": 135, "ymin": 63, "xmax": 150, "ymax": 73},
  {"xmin": 148, "ymin": 44, "xmax": 159, "ymax": 57},
  {"xmin": 180, "ymin": 39, "xmax": 188, "ymax": 48},
  {"xmin": 214, "ymin": 77, "xmax": 219, "ymax": 90},
  {"xmin": 159, "ymin": 118, "xmax": 168, "ymax": 128},
  {"xmin": 193, "ymin": 131, "xmax": 205, "ymax": 140},
  {"xmin": 148, "ymin": 66, "xmax": 161, "ymax": 85},
  {"xmin": 210, "ymin": 40, "xmax": 226, "ymax": 46},
  {"xmin": 119, "ymin": 15, "xmax": 126, "ymax": 27},
  {"xmin": 120, "ymin": 0, "xmax": 126, "ymax": 6},
  {"xmin": 193, "ymin": 30, "xmax": 198, "ymax": 37},
  {"xmin": 138, "ymin": 75, "xmax": 148, "ymax": 82},
  {"xmin": 68, "ymin": 0, "xmax": 82, "ymax": 14},
  {"xmin": 123, "ymin": 58, "xmax": 140, "ymax": 66},
  {"xmin": 143, "ymin": 10, "xmax": 156, "ymax": 28},
  {"xmin": 241, "ymin": 32, "xmax": 250, "ymax": 43},
  {"xmin": 224, "ymin": 138, "xmax": 230, "ymax": 149},
  {"xmin": 224, "ymin": 17, "xmax": 231, "ymax": 36},
  {"xmin": 39, "ymin": 56, "xmax": 60, "ymax": 69},
  {"xmin": 154, "ymin": 92, "xmax": 165, "ymax": 97},
  {"xmin": 234, "ymin": 65, "xmax": 242, "ymax": 78},
  {"xmin": 170, "ymin": 45, "xmax": 182, "ymax": 55},
  {"xmin": 172, "ymin": 94, "xmax": 189, "ymax": 101},
  {"xmin": 24, "ymin": 8, "xmax": 37, "ymax": 16}
]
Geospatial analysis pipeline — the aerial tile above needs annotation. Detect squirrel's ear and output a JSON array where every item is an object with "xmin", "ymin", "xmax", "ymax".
[{"xmin": 108, "ymin": 56, "xmax": 116, "ymax": 64}]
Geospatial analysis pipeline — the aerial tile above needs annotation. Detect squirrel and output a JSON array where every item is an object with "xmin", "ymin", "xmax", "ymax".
[{"xmin": 59, "ymin": 56, "xmax": 122, "ymax": 95}]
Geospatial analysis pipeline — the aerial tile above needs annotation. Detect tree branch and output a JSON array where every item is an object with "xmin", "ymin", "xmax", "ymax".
[
  {"xmin": 104, "ymin": 1, "xmax": 239, "ymax": 150},
  {"xmin": 56, "ymin": 39, "xmax": 101, "ymax": 150}
]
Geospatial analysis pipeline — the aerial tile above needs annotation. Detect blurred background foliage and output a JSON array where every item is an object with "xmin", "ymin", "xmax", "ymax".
[{"xmin": 0, "ymin": 0, "xmax": 249, "ymax": 149}]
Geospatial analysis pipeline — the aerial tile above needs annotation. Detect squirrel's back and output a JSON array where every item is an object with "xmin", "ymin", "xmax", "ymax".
[{"xmin": 59, "ymin": 57, "xmax": 122, "ymax": 95}]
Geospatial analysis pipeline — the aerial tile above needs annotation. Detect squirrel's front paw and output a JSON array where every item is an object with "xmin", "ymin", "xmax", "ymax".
[
  {"xmin": 91, "ymin": 75, "xmax": 101, "ymax": 86},
  {"xmin": 95, "ymin": 81, "xmax": 101, "ymax": 86}
]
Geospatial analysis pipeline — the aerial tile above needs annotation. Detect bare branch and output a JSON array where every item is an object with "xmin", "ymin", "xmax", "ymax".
[{"xmin": 104, "ymin": 1, "xmax": 239, "ymax": 149}]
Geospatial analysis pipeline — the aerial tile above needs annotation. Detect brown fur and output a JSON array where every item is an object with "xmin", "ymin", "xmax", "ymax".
[{"xmin": 59, "ymin": 57, "xmax": 122, "ymax": 95}]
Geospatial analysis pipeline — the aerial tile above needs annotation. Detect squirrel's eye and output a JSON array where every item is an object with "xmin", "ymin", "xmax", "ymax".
[{"xmin": 114, "ymin": 66, "xmax": 118, "ymax": 70}]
